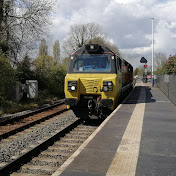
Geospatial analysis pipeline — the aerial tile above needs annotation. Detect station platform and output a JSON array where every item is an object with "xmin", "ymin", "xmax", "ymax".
[{"xmin": 52, "ymin": 82, "xmax": 176, "ymax": 176}]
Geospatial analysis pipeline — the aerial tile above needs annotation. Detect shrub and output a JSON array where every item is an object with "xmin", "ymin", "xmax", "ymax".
[
  {"xmin": 0, "ymin": 54, "xmax": 15, "ymax": 100},
  {"xmin": 0, "ymin": 100, "xmax": 39, "ymax": 114},
  {"xmin": 34, "ymin": 55, "xmax": 66, "ymax": 98},
  {"xmin": 15, "ymin": 55, "xmax": 35, "ymax": 84},
  {"xmin": 162, "ymin": 55, "xmax": 176, "ymax": 74},
  {"xmin": 0, "ymin": 110, "xmax": 2, "ymax": 116}
]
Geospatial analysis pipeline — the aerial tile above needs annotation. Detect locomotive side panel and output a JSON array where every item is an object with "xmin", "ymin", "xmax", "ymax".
[{"xmin": 121, "ymin": 59, "xmax": 133, "ymax": 93}]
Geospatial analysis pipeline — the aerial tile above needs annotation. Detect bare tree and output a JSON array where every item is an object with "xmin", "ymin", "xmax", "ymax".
[
  {"xmin": 53, "ymin": 40, "xmax": 60, "ymax": 61},
  {"xmin": 62, "ymin": 22, "xmax": 120, "ymax": 57},
  {"xmin": 90, "ymin": 36, "xmax": 120, "ymax": 55},
  {"xmin": 62, "ymin": 22, "xmax": 103, "ymax": 56},
  {"xmin": 154, "ymin": 52, "xmax": 167, "ymax": 70},
  {"xmin": 0, "ymin": 0, "xmax": 54, "ymax": 60}
]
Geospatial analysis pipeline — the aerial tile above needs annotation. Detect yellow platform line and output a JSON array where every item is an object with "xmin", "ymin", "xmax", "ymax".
[{"xmin": 106, "ymin": 86, "xmax": 146, "ymax": 176}]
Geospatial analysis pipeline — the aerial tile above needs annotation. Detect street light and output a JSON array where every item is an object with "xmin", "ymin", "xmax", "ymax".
[{"xmin": 150, "ymin": 18, "xmax": 154, "ymax": 87}]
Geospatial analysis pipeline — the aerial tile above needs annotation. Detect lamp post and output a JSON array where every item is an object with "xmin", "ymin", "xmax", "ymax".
[{"xmin": 150, "ymin": 18, "xmax": 154, "ymax": 86}]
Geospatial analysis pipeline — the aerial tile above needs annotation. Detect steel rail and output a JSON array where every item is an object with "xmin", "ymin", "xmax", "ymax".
[
  {"xmin": 0, "ymin": 101, "xmax": 66, "ymax": 140},
  {"xmin": 0, "ymin": 99, "xmax": 65, "ymax": 125},
  {"xmin": 0, "ymin": 118, "xmax": 82, "ymax": 176}
]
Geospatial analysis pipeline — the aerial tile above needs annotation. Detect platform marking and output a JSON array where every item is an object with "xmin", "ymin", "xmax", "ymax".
[
  {"xmin": 156, "ymin": 101, "xmax": 170, "ymax": 103},
  {"xmin": 51, "ymin": 86, "xmax": 137, "ymax": 176},
  {"xmin": 106, "ymin": 86, "xmax": 145, "ymax": 176}
]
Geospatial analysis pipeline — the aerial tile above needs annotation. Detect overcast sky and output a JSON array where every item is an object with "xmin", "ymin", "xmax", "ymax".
[{"xmin": 50, "ymin": 0, "xmax": 176, "ymax": 67}]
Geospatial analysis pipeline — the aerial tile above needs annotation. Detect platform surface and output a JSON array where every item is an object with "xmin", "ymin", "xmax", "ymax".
[{"xmin": 52, "ymin": 82, "xmax": 176, "ymax": 176}]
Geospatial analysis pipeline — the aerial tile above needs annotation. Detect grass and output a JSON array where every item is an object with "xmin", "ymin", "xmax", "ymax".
[{"xmin": 0, "ymin": 96, "xmax": 60, "ymax": 115}]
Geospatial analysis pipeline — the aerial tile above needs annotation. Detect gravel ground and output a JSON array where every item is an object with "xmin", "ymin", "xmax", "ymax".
[{"xmin": 0, "ymin": 110, "xmax": 77, "ymax": 163}]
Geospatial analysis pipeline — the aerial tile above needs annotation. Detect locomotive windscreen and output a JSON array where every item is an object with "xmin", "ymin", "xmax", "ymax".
[{"xmin": 72, "ymin": 54, "xmax": 111, "ymax": 72}]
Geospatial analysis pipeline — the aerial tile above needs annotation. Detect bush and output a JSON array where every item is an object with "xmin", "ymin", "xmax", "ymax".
[
  {"xmin": 34, "ymin": 55, "xmax": 66, "ymax": 98},
  {"xmin": 46, "ymin": 65, "xmax": 66, "ymax": 97},
  {"xmin": 0, "ymin": 54, "xmax": 15, "ymax": 100},
  {"xmin": 162, "ymin": 55, "xmax": 176, "ymax": 74},
  {"xmin": 15, "ymin": 55, "xmax": 35, "ymax": 84},
  {"xmin": 0, "ymin": 110, "xmax": 2, "ymax": 116},
  {"xmin": 0, "ymin": 100, "xmax": 39, "ymax": 114}
]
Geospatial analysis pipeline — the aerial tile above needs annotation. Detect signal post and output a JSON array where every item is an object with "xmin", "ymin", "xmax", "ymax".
[{"xmin": 143, "ymin": 64, "xmax": 148, "ymax": 83}]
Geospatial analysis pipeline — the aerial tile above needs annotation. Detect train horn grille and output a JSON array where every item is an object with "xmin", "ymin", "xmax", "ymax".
[{"xmin": 80, "ymin": 79, "xmax": 101, "ymax": 93}]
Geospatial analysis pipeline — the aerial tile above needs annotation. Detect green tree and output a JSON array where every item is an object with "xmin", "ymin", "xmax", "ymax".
[
  {"xmin": 134, "ymin": 68, "xmax": 139, "ymax": 76},
  {"xmin": 61, "ymin": 57, "xmax": 70, "ymax": 71},
  {"xmin": 45, "ymin": 65, "xmax": 66, "ymax": 97},
  {"xmin": 0, "ymin": 54, "xmax": 14, "ymax": 100},
  {"xmin": 0, "ymin": 0, "xmax": 4, "ymax": 43},
  {"xmin": 34, "ymin": 55, "xmax": 57, "ymax": 73},
  {"xmin": 0, "ymin": 40, "xmax": 8, "ymax": 54},
  {"xmin": 53, "ymin": 40, "xmax": 60, "ymax": 61},
  {"xmin": 16, "ymin": 55, "xmax": 35, "ymax": 84},
  {"xmin": 162, "ymin": 55, "xmax": 176, "ymax": 74},
  {"xmin": 39, "ymin": 38, "xmax": 48, "ymax": 56},
  {"xmin": 34, "ymin": 55, "xmax": 66, "ymax": 97}
]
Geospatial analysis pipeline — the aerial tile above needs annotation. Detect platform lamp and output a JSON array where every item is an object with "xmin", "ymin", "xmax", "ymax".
[{"xmin": 150, "ymin": 18, "xmax": 154, "ymax": 87}]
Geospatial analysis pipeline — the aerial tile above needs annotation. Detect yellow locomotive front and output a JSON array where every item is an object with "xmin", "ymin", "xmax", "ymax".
[{"xmin": 65, "ymin": 44, "xmax": 122, "ymax": 119}]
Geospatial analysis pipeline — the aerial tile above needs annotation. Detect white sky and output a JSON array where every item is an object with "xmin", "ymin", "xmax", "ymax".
[{"xmin": 50, "ymin": 0, "xmax": 176, "ymax": 67}]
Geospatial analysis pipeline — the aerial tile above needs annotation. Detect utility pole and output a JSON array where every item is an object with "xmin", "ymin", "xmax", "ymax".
[{"xmin": 150, "ymin": 18, "xmax": 154, "ymax": 87}]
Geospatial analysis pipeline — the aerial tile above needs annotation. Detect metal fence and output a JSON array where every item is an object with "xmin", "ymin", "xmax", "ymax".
[
  {"xmin": 155, "ymin": 74, "xmax": 176, "ymax": 106},
  {"xmin": 9, "ymin": 80, "xmax": 38, "ymax": 102}
]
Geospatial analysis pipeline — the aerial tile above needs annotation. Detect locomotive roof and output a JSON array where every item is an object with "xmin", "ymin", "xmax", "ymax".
[
  {"xmin": 71, "ymin": 44, "xmax": 133, "ymax": 67},
  {"xmin": 72, "ymin": 44, "xmax": 116, "ymax": 55}
]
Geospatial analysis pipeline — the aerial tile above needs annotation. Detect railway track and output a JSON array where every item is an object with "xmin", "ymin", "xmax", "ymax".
[
  {"xmin": 0, "ymin": 100, "xmax": 66, "ymax": 140},
  {"xmin": 0, "ymin": 111, "xmax": 99, "ymax": 176}
]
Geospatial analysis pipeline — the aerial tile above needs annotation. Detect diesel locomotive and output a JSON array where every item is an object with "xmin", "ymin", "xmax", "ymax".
[{"xmin": 64, "ymin": 44, "xmax": 133, "ymax": 119}]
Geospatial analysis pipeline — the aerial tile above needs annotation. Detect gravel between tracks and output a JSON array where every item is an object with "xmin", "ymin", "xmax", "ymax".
[{"xmin": 0, "ymin": 110, "xmax": 77, "ymax": 163}]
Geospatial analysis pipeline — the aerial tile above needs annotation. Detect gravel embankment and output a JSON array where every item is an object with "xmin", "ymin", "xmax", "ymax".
[{"xmin": 0, "ymin": 110, "xmax": 77, "ymax": 163}]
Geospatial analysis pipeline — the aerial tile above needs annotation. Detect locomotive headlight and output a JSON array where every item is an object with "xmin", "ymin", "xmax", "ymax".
[
  {"xmin": 103, "ymin": 86, "xmax": 108, "ymax": 92},
  {"xmin": 71, "ymin": 86, "xmax": 76, "ymax": 91},
  {"xmin": 108, "ymin": 82, "xmax": 112, "ymax": 86},
  {"xmin": 68, "ymin": 81, "xmax": 77, "ymax": 91},
  {"xmin": 103, "ymin": 81, "xmax": 113, "ymax": 92}
]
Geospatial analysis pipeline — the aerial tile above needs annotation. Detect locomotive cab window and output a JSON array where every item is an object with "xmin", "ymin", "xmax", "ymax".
[{"xmin": 72, "ymin": 54, "xmax": 111, "ymax": 73}]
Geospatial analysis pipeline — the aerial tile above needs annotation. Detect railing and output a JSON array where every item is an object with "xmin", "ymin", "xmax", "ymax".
[{"xmin": 155, "ymin": 74, "xmax": 176, "ymax": 106}]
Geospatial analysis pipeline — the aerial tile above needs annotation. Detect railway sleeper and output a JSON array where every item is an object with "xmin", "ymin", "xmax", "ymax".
[
  {"xmin": 65, "ymin": 133, "xmax": 89, "ymax": 139},
  {"xmin": 41, "ymin": 151, "xmax": 70, "ymax": 156},
  {"xmin": 70, "ymin": 129, "xmax": 95, "ymax": 133},
  {"xmin": 47, "ymin": 146, "xmax": 76, "ymax": 153},
  {"xmin": 53, "ymin": 141, "xmax": 79, "ymax": 148},
  {"xmin": 0, "ymin": 162, "xmax": 8, "ymax": 168},
  {"xmin": 60, "ymin": 138, "xmax": 85, "ymax": 143},
  {"xmin": 29, "ymin": 157, "xmax": 62, "ymax": 167},
  {"xmin": 17, "ymin": 164, "xmax": 57, "ymax": 175},
  {"xmin": 38, "ymin": 153, "xmax": 67, "ymax": 160},
  {"xmin": 69, "ymin": 130, "xmax": 93, "ymax": 135},
  {"xmin": 75, "ymin": 125, "xmax": 96, "ymax": 129},
  {"xmin": 11, "ymin": 172, "xmax": 50, "ymax": 176}
]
